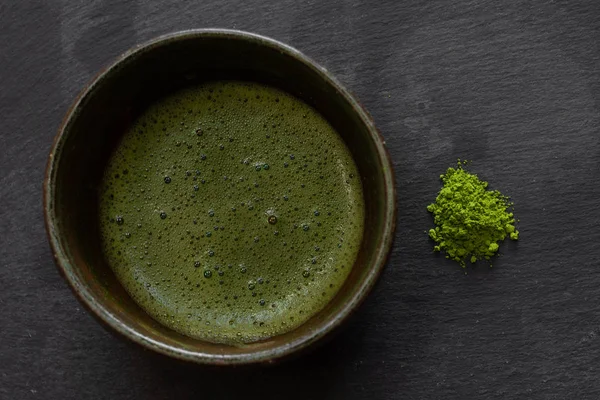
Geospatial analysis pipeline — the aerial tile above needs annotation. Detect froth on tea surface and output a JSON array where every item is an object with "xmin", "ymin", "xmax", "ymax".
[{"xmin": 99, "ymin": 81, "xmax": 364, "ymax": 345}]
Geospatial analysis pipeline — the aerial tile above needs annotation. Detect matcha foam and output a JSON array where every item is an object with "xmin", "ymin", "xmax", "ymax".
[{"xmin": 99, "ymin": 81, "xmax": 364, "ymax": 344}]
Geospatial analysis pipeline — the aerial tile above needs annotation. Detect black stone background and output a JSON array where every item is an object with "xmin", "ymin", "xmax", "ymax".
[{"xmin": 2, "ymin": 1, "xmax": 600, "ymax": 399}]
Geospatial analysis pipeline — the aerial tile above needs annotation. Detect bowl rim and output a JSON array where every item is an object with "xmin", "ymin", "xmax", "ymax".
[{"xmin": 43, "ymin": 28, "xmax": 397, "ymax": 365}]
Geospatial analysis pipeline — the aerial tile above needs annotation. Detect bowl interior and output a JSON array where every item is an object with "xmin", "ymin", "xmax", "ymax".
[{"xmin": 45, "ymin": 31, "xmax": 395, "ymax": 364}]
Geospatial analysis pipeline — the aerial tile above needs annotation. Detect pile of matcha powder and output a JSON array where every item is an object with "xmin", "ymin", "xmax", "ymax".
[{"xmin": 427, "ymin": 161, "xmax": 519, "ymax": 267}]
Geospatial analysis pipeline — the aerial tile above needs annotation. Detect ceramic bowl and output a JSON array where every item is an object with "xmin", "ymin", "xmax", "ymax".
[{"xmin": 44, "ymin": 29, "xmax": 396, "ymax": 365}]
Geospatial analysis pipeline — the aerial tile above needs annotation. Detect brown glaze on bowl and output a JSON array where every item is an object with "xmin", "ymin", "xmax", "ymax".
[{"xmin": 44, "ymin": 29, "xmax": 396, "ymax": 365}]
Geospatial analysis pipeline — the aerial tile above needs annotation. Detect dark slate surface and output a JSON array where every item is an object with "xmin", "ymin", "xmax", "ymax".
[{"xmin": 2, "ymin": 0, "xmax": 600, "ymax": 398}]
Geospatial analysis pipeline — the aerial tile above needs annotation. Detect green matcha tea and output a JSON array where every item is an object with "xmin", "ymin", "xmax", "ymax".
[{"xmin": 99, "ymin": 81, "xmax": 364, "ymax": 344}]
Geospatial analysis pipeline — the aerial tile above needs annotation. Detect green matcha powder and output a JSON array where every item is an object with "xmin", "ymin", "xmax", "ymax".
[{"xmin": 427, "ymin": 161, "xmax": 519, "ymax": 268}]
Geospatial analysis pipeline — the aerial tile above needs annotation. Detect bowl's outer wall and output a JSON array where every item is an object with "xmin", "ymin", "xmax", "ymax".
[{"xmin": 45, "ymin": 30, "xmax": 396, "ymax": 364}]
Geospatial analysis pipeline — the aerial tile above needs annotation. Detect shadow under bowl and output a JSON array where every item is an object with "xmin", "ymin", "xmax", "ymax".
[{"xmin": 44, "ymin": 29, "xmax": 396, "ymax": 365}]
